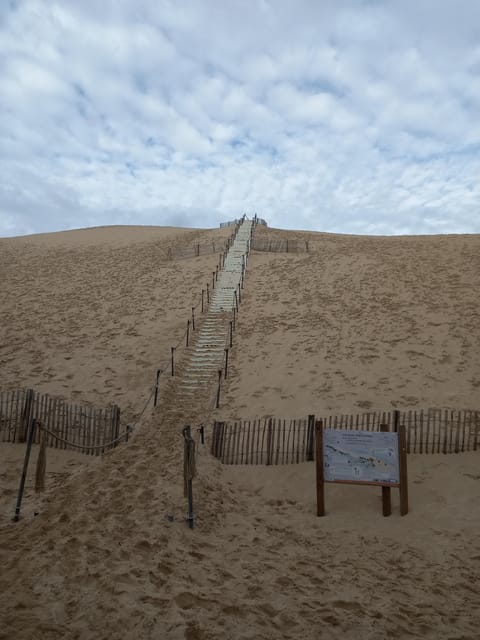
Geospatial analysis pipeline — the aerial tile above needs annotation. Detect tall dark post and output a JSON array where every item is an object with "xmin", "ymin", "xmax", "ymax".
[
  {"xmin": 206, "ymin": 283, "xmax": 210, "ymax": 304},
  {"xmin": 380, "ymin": 424, "xmax": 392, "ymax": 517},
  {"xmin": 216, "ymin": 369, "xmax": 222, "ymax": 409},
  {"xmin": 224, "ymin": 348, "xmax": 229, "ymax": 379},
  {"xmin": 183, "ymin": 426, "xmax": 194, "ymax": 529},
  {"xmin": 237, "ymin": 283, "xmax": 241, "ymax": 304},
  {"xmin": 306, "ymin": 414, "xmax": 315, "ymax": 461},
  {"xmin": 232, "ymin": 305, "xmax": 236, "ymax": 330},
  {"xmin": 154, "ymin": 369, "xmax": 161, "ymax": 407},
  {"xmin": 191, "ymin": 307, "xmax": 195, "ymax": 331},
  {"xmin": 186, "ymin": 320, "xmax": 190, "ymax": 347},
  {"xmin": 171, "ymin": 347, "xmax": 175, "ymax": 376},
  {"xmin": 215, "ymin": 265, "xmax": 219, "ymax": 281},
  {"xmin": 201, "ymin": 289, "xmax": 205, "ymax": 313},
  {"xmin": 229, "ymin": 320, "xmax": 233, "ymax": 348},
  {"xmin": 212, "ymin": 272, "xmax": 215, "ymax": 289},
  {"xmin": 315, "ymin": 420, "xmax": 325, "ymax": 517},
  {"xmin": 234, "ymin": 290, "xmax": 238, "ymax": 311},
  {"xmin": 14, "ymin": 418, "xmax": 37, "ymax": 522}
]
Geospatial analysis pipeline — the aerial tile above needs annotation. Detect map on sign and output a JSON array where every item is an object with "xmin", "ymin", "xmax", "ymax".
[{"xmin": 323, "ymin": 429, "xmax": 400, "ymax": 485}]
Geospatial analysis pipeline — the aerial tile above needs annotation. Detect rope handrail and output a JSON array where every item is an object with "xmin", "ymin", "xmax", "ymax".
[{"xmin": 36, "ymin": 422, "xmax": 129, "ymax": 451}]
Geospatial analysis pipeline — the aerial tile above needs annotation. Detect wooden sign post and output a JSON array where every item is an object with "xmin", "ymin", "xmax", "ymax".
[{"xmin": 315, "ymin": 419, "xmax": 408, "ymax": 517}]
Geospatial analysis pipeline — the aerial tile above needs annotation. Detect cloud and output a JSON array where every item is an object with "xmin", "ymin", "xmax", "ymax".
[{"xmin": 1, "ymin": 0, "xmax": 480, "ymax": 237}]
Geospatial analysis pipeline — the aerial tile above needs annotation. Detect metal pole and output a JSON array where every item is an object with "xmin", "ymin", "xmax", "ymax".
[
  {"xmin": 206, "ymin": 283, "xmax": 210, "ymax": 304},
  {"xmin": 191, "ymin": 307, "xmax": 195, "ymax": 331},
  {"xmin": 201, "ymin": 289, "xmax": 204, "ymax": 313},
  {"xmin": 215, "ymin": 265, "xmax": 218, "ymax": 281},
  {"xmin": 212, "ymin": 272, "xmax": 215, "ymax": 289},
  {"xmin": 14, "ymin": 418, "xmax": 37, "ymax": 522},
  {"xmin": 224, "ymin": 348, "xmax": 229, "ymax": 379},
  {"xmin": 186, "ymin": 320, "xmax": 190, "ymax": 347},
  {"xmin": 171, "ymin": 347, "xmax": 175, "ymax": 376},
  {"xmin": 232, "ymin": 306, "xmax": 236, "ymax": 330},
  {"xmin": 234, "ymin": 290, "xmax": 238, "ymax": 311},
  {"xmin": 238, "ymin": 283, "xmax": 241, "ymax": 304},
  {"xmin": 229, "ymin": 320, "xmax": 233, "ymax": 348},
  {"xmin": 154, "ymin": 369, "xmax": 161, "ymax": 407}
]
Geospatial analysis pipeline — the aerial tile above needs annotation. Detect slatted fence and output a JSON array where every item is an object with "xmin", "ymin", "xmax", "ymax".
[
  {"xmin": 251, "ymin": 238, "xmax": 309, "ymax": 253},
  {"xmin": 212, "ymin": 409, "xmax": 480, "ymax": 465},
  {"xmin": 220, "ymin": 219, "xmax": 241, "ymax": 228},
  {"xmin": 0, "ymin": 389, "xmax": 122, "ymax": 455},
  {"xmin": 168, "ymin": 240, "xmax": 226, "ymax": 260}
]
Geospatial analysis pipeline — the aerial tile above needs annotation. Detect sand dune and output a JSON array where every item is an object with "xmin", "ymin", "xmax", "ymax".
[
  {"xmin": 221, "ymin": 228, "xmax": 480, "ymax": 418},
  {"xmin": 0, "ymin": 224, "xmax": 479, "ymax": 639},
  {"xmin": 0, "ymin": 225, "xmax": 230, "ymax": 422}
]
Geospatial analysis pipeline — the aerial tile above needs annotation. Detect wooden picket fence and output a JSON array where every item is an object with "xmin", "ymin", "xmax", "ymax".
[
  {"xmin": 0, "ymin": 388, "xmax": 122, "ymax": 455},
  {"xmin": 251, "ymin": 237, "xmax": 309, "ymax": 253},
  {"xmin": 211, "ymin": 409, "xmax": 480, "ymax": 465},
  {"xmin": 167, "ymin": 239, "xmax": 226, "ymax": 260},
  {"xmin": 220, "ymin": 219, "xmax": 241, "ymax": 228}
]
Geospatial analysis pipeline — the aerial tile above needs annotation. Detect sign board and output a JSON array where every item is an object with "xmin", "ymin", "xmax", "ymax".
[
  {"xmin": 315, "ymin": 416, "xmax": 408, "ymax": 517},
  {"xmin": 323, "ymin": 428, "xmax": 400, "ymax": 486}
]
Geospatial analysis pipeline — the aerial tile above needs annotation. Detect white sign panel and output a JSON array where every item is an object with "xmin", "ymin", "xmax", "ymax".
[{"xmin": 323, "ymin": 429, "xmax": 400, "ymax": 485}]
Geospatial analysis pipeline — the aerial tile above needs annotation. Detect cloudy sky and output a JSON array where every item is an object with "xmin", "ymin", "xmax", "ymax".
[{"xmin": 1, "ymin": 0, "xmax": 479, "ymax": 237}]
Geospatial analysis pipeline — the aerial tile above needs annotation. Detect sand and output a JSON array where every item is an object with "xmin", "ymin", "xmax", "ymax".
[
  {"xmin": 0, "ymin": 225, "xmax": 230, "ymax": 421},
  {"xmin": 0, "ymin": 224, "xmax": 479, "ymax": 639}
]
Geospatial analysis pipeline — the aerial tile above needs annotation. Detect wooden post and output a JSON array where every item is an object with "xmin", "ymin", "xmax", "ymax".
[
  {"xmin": 201, "ymin": 289, "xmax": 205, "ymax": 313},
  {"xmin": 171, "ymin": 347, "xmax": 175, "ymax": 377},
  {"xmin": 191, "ymin": 307, "xmax": 195, "ymax": 331},
  {"xmin": 380, "ymin": 424, "xmax": 391, "ymax": 517},
  {"xmin": 474, "ymin": 411, "xmax": 479, "ymax": 452},
  {"xmin": 394, "ymin": 410, "xmax": 409, "ymax": 516},
  {"xmin": 215, "ymin": 265, "xmax": 219, "ymax": 281},
  {"xmin": 229, "ymin": 320, "xmax": 233, "ymax": 348},
  {"xmin": 35, "ymin": 427, "xmax": 47, "ymax": 492},
  {"xmin": 315, "ymin": 420, "xmax": 325, "ymax": 516},
  {"xmin": 154, "ymin": 369, "xmax": 161, "ymax": 407},
  {"xmin": 183, "ymin": 426, "xmax": 195, "ymax": 529},
  {"xmin": 224, "ymin": 348, "xmax": 229, "ymax": 379},
  {"xmin": 206, "ymin": 283, "xmax": 210, "ymax": 304},
  {"xmin": 234, "ymin": 290, "xmax": 238, "ymax": 311},
  {"xmin": 216, "ymin": 370, "xmax": 222, "ymax": 409},
  {"xmin": 232, "ymin": 306, "xmax": 236, "ymax": 330},
  {"xmin": 266, "ymin": 418, "xmax": 273, "ymax": 465},
  {"xmin": 18, "ymin": 388, "xmax": 34, "ymax": 443},
  {"xmin": 212, "ymin": 272, "xmax": 215, "ymax": 289},
  {"xmin": 14, "ymin": 418, "xmax": 37, "ymax": 521},
  {"xmin": 196, "ymin": 243, "xmax": 200, "ymax": 257},
  {"xmin": 306, "ymin": 414, "xmax": 315, "ymax": 461},
  {"xmin": 238, "ymin": 283, "xmax": 241, "ymax": 304},
  {"xmin": 186, "ymin": 320, "xmax": 190, "ymax": 347}
]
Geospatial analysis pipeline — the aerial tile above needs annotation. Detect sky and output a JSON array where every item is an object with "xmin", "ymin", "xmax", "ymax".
[{"xmin": 1, "ymin": 0, "xmax": 480, "ymax": 237}]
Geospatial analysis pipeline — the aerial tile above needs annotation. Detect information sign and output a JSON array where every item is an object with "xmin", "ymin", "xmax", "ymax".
[{"xmin": 323, "ymin": 428, "xmax": 399, "ymax": 486}]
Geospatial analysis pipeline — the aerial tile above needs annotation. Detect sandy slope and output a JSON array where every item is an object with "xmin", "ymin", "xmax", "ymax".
[
  {"xmin": 221, "ymin": 227, "xmax": 480, "ymax": 418},
  {"xmin": 0, "ymin": 225, "xmax": 230, "ymax": 421},
  {"xmin": 0, "ymin": 224, "xmax": 479, "ymax": 640}
]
